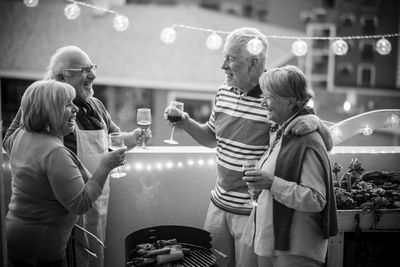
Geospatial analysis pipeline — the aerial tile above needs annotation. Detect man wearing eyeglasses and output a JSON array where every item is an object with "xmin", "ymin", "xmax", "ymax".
[{"xmin": 3, "ymin": 45, "xmax": 151, "ymax": 267}]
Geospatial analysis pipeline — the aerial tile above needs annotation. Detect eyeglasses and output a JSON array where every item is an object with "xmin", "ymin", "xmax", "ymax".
[{"xmin": 64, "ymin": 64, "xmax": 97, "ymax": 73}]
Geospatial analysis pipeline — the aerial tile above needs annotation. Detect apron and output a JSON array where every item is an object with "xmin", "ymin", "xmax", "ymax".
[{"xmin": 74, "ymin": 120, "xmax": 110, "ymax": 267}]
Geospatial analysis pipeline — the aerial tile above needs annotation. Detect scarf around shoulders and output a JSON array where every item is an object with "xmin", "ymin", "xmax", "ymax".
[
  {"xmin": 74, "ymin": 98, "xmax": 104, "ymax": 130},
  {"xmin": 273, "ymin": 109, "xmax": 338, "ymax": 250}
]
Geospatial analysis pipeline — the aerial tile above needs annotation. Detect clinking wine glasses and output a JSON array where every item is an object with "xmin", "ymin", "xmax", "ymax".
[
  {"xmin": 136, "ymin": 108, "xmax": 152, "ymax": 149},
  {"xmin": 108, "ymin": 132, "xmax": 127, "ymax": 178},
  {"xmin": 242, "ymin": 159, "xmax": 261, "ymax": 207},
  {"xmin": 164, "ymin": 101, "xmax": 184, "ymax": 145}
]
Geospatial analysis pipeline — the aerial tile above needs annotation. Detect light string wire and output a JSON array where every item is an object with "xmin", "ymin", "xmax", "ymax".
[
  {"xmin": 65, "ymin": 0, "xmax": 117, "ymax": 15},
  {"xmin": 28, "ymin": 1, "xmax": 400, "ymax": 40},
  {"xmin": 170, "ymin": 24, "xmax": 400, "ymax": 40}
]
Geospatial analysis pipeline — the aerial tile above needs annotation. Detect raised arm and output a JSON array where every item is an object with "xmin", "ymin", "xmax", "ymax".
[
  {"xmin": 180, "ymin": 113, "xmax": 217, "ymax": 148},
  {"xmin": 163, "ymin": 108, "xmax": 216, "ymax": 148},
  {"xmin": 3, "ymin": 107, "xmax": 23, "ymax": 152},
  {"xmin": 284, "ymin": 114, "xmax": 333, "ymax": 151}
]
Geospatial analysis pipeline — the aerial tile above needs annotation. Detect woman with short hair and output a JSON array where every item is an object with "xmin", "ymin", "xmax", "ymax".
[
  {"xmin": 241, "ymin": 65, "xmax": 338, "ymax": 267},
  {"xmin": 4, "ymin": 80, "xmax": 126, "ymax": 267}
]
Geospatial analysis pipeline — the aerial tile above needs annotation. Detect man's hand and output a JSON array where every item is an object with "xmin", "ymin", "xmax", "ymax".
[
  {"xmin": 163, "ymin": 106, "xmax": 190, "ymax": 129},
  {"xmin": 284, "ymin": 114, "xmax": 319, "ymax": 136},
  {"xmin": 125, "ymin": 128, "xmax": 152, "ymax": 148},
  {"xmin": 284, "ymin": 114, "xmax": 333, "ymax": 151}
]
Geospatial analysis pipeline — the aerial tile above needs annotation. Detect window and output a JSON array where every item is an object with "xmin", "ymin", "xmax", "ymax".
[
  {"xmin": 243, "ymin": 4, "xmax": 253, "ymax": 18},
  {"xmin": 337, "ymin": 63, "xmax": 353, "ymax": 75},
  {"xmin": 361, "ymin": 0, "xmax": 380, "ymax": 6},
  {"xmin": 300, "ymin": 11, "xmax": 314, "ymax": 23},
  {"xmin": 200, "ymin": 0, "xmax": 221, "ymax": 11},
  {"xmin": 360, "ymin": 14, "xmax": 378, "ymax": 34},
  {"xmin": 360, "ymin": 40, "xmax": 375, "ymax": 60},
  {"xmin": 340, "ymin": 13, "xmax": 356, "ymax": 26},
  {"xmin": 1, "ymin": 78, "xmax": 35, "ymax": 138},
  {"xmin": 357, "ymin": 64, "xmax": 375, "ymax": 87},
  {"xmin": 258, "ymin": 9, "xmax": 268, "ymax": 22},
  {"xmin": 168, "ymin": 92, "xmax": 214, "ymax": 124}
]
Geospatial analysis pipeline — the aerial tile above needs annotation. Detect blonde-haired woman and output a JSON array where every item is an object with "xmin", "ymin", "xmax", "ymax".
[
  {"xmin": 241, "ymin": 65, "xmax": 338, "ymax": 267},
  {"xmin": 4, "ymin": 80, "xmax": 126, "ymax": 267}
]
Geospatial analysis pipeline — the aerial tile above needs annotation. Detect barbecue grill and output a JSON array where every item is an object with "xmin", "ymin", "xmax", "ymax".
[{"xmin": 125, "ymin": 225, "xmax": 218, "ymax": 267}]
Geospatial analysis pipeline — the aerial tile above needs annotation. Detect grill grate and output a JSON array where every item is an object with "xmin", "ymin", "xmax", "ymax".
[
  {"xmin": 180, "ymin": 249, "xmax": 217, "ymax": 267},
  {"xmin": 125, "ymin": 225, "xmax": 217, "ymax": 267}
]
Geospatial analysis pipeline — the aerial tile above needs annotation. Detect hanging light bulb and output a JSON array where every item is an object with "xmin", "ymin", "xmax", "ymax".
[
  {"xmin": 113, "ymin": 14, "xmax": 129, "ymax": 32},
  {"xmin": 376, "ymin": 37, "xmax": 391, "ymax": 55},
  {"xmin": 206, "ymin": 32, "xmax": 223, "ymax": 50},
  {"xmin": 331, "ymin": 39, "xmax": 348, "ymax": 56},
  {"xmin": 306, "ymin": 99, "xmax": 315, "ymax": 109},
  {"xmin": 362, "ymin": 126, "xmax": 373, "ymax": 136},
  {"xmin": 247, "ymin": 38, "xmax": 263, "ymax": 55},
  {"xmin": 23, "ymin": 0, "xmax": 39, "ymax": 8},
  {"xmin": 291, "ymin": 39, "xmax": 308, "ymax": 56},
  {"xmin": 160, "ymin": 27, "xmax": 177, "ymax": 44},
  {"xmin": 134, "ymin": 162, "xmax": 144, "ymax": 171},
  {"xmin": 64, "ymin": 3, "xmax": 81, "ymax": 20},
  {"xmin": 331, "ymin": 127, "xmax": 342, "ymax": 144},
  {"xmin": 387, "ymin": 114, "xmax": 400, "ymax": 127},
  {"xmin": 343, "ymin": 100, "xmax": 351, "ymax": 112}
]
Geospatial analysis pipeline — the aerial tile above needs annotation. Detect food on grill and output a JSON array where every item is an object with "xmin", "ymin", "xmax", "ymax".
[
  {"xmin": 332, "ymin": 159, "xmax": 400, "ymax": 210},
  {"xmin": 156, "ymin": 250, "xmax": 184, "ymax": 264},
  {"xmin": 127, "ymin": 238, "xmax": 203, "ymax": 267},
  {"xmin": 139, "ymin": 247, "xmax": 171, "ymax": 257}
]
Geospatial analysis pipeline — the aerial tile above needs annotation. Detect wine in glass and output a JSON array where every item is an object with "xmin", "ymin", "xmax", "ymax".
[
  {"xmin": 164, "ymin": 101, "xmax": 184, "ymax": 145},
  {"xmin": 242, "ymin": 159, "xmax": 261, "ymax": 207},
  {"xmin": 108, "ymin": 132, "xmax": 127, "ymax": 178},
  {"xmin": 137, "ymin": 108, "xmax": 152, "ymax": 149}
]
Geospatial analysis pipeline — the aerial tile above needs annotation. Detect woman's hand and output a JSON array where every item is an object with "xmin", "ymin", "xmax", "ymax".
[
  {"xmin": 130, "ymin": 128, "xmax": 152, "ymax": 147},
  {"xmin": 243, "ymin": 169, "xmax": 275, "ymax": 190},
  {"xmin": 100, "ymin": 147, "xmax": 127, "ymax": 171}
]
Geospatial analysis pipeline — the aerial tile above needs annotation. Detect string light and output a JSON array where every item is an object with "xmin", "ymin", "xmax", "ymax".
[
  {"xmin": 206, "ymin": 32, "xmax": 223, "ymax": 50},
  {"xmin": 329, "ymin": 147, "xmax": 400, "ymax": 154},
  {"xmin": 113, "ymin": 14, "xmax": 129, "ymax": 32},
  {"xmin": 329, "ymin": 110, "xmax": 400, "ymax": 146},
  {"xmin": 119, "ymin": 157, "xmax": 218, "ymax": 172},
  {"xmin": 331, "ymin": 127, "xmax": 342, "ymax": 144},
  {"xmin": 376, "ymin": 37, "xmax": 391, "ymax": 55},
  {"xmin": 23, "ymin": 0, "xmax": 39, "ymax": 7},
  {"xmin": 64, "ymin": 3, "xmax": 81, "ymax": 20},
  {"xmin": 331, "ymin": 39, "xmax": 348, "ymax": 56},
  {"xmin": 23, "ymin": 2, "xmax": 400, "ymax": 50},
  {"xmin": 307, "ymin": 99, "xmax": 314, "ymax": 109},
  {"xmin": 247, "ymin": 38, "xmax": 263, "ymax": 55},
  {"xmin": 343, "ymin": 100, "xmax": 351, "ymax": 112},
  {"xmin": 160, "ymin": 27, "xmax": 177, "ymax": 44},
  {"xmin": 291, "ymin": 39, "xmax": 308, "ymax": 56},
  {"xmin": 160, "ymin": 24, "xmax": 400, "ymax": 56},
  {"xmin": 387, "ymin": 114, "xmax": 400, "ymax": 127},
  {"xmin": 362, "ymin": 125, "xmax": 373, "ymax": 136},
  {"xmin": 62, "ymin": 0, "xmax": 129, "ymax": 32},
  {"xmin": 165, "ymin": 161, "xmax": 174, "ymax": 169}
]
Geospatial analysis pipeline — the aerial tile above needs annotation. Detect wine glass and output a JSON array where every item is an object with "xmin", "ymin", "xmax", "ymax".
[
  {"xmin": 242, "ymin": 159, "xmax": 260, "ymax": 207},
  {"xmin": 108, "ymin": 132, "xmax": 127, "ymax": 178},
  {"xmin": 164, "ymin": 101, "xmax": 184, "ymax": 145},
  {"xmin": 137, "ymin": 108, "xmax": 152, "ymax": 149}
]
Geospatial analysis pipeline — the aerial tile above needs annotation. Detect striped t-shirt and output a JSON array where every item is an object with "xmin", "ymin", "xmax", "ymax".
[{"xmin": 207, "ymin": 84, "xmax": 272, "ymax": 215}]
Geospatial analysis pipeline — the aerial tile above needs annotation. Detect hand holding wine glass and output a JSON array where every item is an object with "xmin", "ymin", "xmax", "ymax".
[
  {"xmin": 242, "ymin": 159, "xmax": 261, "ymax": 207},
  {"xmin": 164, "ymin": 101, "xmax": 184, "ymax": 145},
  {"xmin": 108, "ymin": 132, "xmax": 127, "ymax": 178},
  {"xmin": 137, "ymin": 108, "xmax": 152, "ymax": 149}
]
